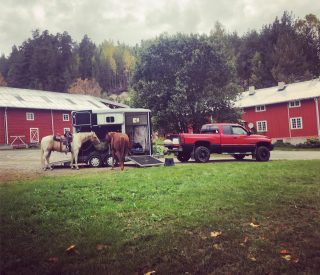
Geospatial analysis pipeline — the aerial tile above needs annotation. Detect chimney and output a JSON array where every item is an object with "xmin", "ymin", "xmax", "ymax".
[
  {"xmin": 248, "ymin": 86, "xmax": 255, "ymax": 95},
  {"xmin": 278, "ymin": 81, "xmax": 286, "ymax": 91}
]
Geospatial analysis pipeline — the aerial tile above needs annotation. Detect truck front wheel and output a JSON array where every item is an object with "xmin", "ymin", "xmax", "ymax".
[
  {"xmin": 177, "ymin": 152, "xmax": 191, "ymax": 162},
  {"xmin": 194, "ymin": 146, "xmax": 210, "ymax": 163},
  {"xmin": 256, "ymin": 146, "xmax": 270, "ymax": 161}
]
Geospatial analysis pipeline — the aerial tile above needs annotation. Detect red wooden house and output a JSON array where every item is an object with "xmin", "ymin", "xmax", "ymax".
[
  {"xmin": 236, "ymin": 79, "xmax": 320, "ymax": 144},
  {"xmin": 0, "ymin": 87, "xmax": 127, "ymax": 147}
]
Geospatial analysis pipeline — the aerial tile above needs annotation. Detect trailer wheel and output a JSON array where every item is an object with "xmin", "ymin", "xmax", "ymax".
[
  {"xmin": 88, "ymin": 156, "xmax": 102, "ymax": 167},
  {"xmin": 194, "ymin": 146, "xmax": 210, "ymax": 163},
  {"xmin": 105, "ymin": 155, "xmax": 119, "ymax": 167},
  {"xmin": 177, "ymin": 152, "xmax": 191, "ymax": 162}
]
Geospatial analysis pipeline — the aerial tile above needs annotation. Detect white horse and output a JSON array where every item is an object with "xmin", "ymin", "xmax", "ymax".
[{"xmin": 40, "ymin": 131, "xmax": 100, "ymax": 170}]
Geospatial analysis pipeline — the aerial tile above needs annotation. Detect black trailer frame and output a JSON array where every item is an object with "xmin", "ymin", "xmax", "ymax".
[{"xmin": 71, "ymin": 108, "xmax": 162, "ymax": 167}]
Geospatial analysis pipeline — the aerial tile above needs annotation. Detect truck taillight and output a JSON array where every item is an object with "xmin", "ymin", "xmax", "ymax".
[{"xmin": 180, "ymin": 135, "xmax": 184, "ymax": 144}]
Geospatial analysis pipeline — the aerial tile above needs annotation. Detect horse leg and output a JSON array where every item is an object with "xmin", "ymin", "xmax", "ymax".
[
  {"xmin": 111, "ymin": 150, "xmax": 115, "ymax": 170},
  {"xmin": 44, "ymin": 150, "xmax": 52, "ymax": 170},
  {"xmin": 70, "ymin": 151, "xmax": 75, "ymax": 169},
  {"xmin": 116, "ymin": 152, "xmax": 123, "ymax": 171},
  {"xmin": 41, "ymin": 148, "xmax": 46, "ymax": 170},
  {"xmin": 74, "ymin": 149, "xmax": 80, "ymax": 170}
]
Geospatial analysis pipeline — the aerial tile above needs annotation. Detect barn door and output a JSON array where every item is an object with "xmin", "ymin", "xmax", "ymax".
[{"xmin": 30, "ymin": 128, "xmax": 39, "ymax": 143}]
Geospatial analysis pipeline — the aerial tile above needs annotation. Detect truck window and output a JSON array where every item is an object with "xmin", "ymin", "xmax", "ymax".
[
  {"xmin": 232, "ymin": 126, "xmax": 248, "ymax": 135},
  {"xmin": 201, "ymin": 126, "xmax": 219, "ymax": 134},
  {"xmin": 223, "ymin": 125, "xmax": 232, "ymax": 134}
]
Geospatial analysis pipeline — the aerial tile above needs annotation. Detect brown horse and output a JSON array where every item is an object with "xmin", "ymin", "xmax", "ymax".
[
  {"xmin": 40, "ymin": 131, "xmax": 100, "ymax": 170},
  {"xmin": 107, "ymin": 132, "xmax": 130, "ymax": 171}
]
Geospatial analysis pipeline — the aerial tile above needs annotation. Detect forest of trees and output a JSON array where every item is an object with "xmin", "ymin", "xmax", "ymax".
[
  {"xmin": 0, "ymin": 31, "xmax": 136, "ymax": 97},
  {"xmin": 0, "ymin": 12, "xmax": 319, "ymax": 131}
]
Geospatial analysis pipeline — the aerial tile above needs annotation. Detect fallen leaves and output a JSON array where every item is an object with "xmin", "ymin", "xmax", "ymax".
[
  {"xmin": 281, "ymin": 255, "xmax": 292, "ymax": 261},
  {"xmin": 96, "ymin": 243, "xmax": 111, "ymax": 251},
  {"xmin": 213, "ymin": 243, "xmax": 223, "ymax": 250},
  {"xmin": 249, "ymin": 222, "xmax": 260, "ymax": 228},
  {"xmin": 279, "ymin": 249, "xmax": 299, "ymax": 263},
  {"xmin": 65, "ymin": 244, "xmax": 79, "ymax": 255},
  {"xmin": 280, "ymin": 249, "xmax": 290, "ymax": 254},
  {"xmin": 210, "ymin": 231, "xmax": 222, "ymax": 237}
]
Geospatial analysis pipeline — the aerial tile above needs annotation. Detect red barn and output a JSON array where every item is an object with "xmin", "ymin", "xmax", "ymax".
[
  {"xmin": 236, "ymin": 79, "xmax": 320, "ymax": 144},
  {"xmin": 0, "ymin": 87, "xmax": 127, "ymax": 148}
]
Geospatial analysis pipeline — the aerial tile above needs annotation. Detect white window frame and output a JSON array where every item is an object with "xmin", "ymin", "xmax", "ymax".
[
  {"xmin": 255, "ymin": 105, "xmax": 266, "ymax": 112},
  {"xmin": 256, "ymin": 120, "xmax": 267, "ymax": 132},
  {"xmin": 63, "ymin": 113, "xmax": 70, "ymax": 121},
  {"xmin": 290, "ymin": 117, "xmax": 303, "ymax": 129},
  {"xmin": 63, "ymin": 128, "xmax": 70, "ymax": 134},
  {"xmin": 289, "ymin": 100, "xmax": 301, "ymax": 108},
  {"xmin": 26, "ymin": 112, "xmax": 34, "ymax": 121}
]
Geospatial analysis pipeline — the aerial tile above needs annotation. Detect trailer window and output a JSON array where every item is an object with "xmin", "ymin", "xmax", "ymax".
[{"xmin": 106, "ymin": 116, "xmax": 115, "ymax": 123}]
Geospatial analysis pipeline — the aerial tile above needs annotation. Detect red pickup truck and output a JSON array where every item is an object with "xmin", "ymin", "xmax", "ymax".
[{"xmin": 164, "ymin": 123, "xmax": 273, "ymax": 162}]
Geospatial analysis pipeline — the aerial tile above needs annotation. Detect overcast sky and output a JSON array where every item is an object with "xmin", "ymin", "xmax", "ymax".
[{"xmin": 0, "ymin": 0, "xmax": 319, "ymax": 56}]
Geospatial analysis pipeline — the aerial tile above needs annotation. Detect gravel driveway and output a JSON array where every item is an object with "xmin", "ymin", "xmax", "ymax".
[{"xmin": 0, "ymin": 149, "xmax": 319, "ymax": 183}]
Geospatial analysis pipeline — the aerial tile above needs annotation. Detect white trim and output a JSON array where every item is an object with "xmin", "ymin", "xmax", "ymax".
[
  {"xmin": 289, "ymin": 100, "xmax": 301, "ymax": 108},
  {"xmin": 4, "ymin": 107, "xmax": 8, "ymax": 144},
  {"xmin": 51, "ymin": 109, "xmax": 54, "ymax": 134},
  {"xmin": 26, "ymin": 112, "xmax": 34, "ymax": 121},
  {"xmin": 256, "ymin": 120, "xmax": 267, "ymax": 132},
  {"xmin": 30, "ymin": 128, "xmax": 39, "ymax": 143},
  {"xmin": 63, "ymin": 113, "xmax": 70, "ymax": 121},
  {"xmin": 315, "ymin": 98, "xmax": 320, "ymax": 137},
  {"xmin": 255, "ymin": 105, "xmax": 266, "ymax": 112},
  {"xmin": 290, "ymin": 117, "xmax": 303, "ymax": 129}
]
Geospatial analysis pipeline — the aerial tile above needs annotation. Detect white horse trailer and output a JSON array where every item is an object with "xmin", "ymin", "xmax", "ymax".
[{"xmin": 71, "ymin": 108, "xmax": 163, "ymax": 168}]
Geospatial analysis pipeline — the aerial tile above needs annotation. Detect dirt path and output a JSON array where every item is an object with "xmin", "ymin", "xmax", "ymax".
[{"xmin": 1, "ymin": 149, "xmax": 320, "ymax": 183}]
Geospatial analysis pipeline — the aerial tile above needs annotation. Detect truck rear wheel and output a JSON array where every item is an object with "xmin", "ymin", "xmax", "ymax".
[
  {"xmin": 194, "ymin": 146, "xmax": 210, "ymax": 163},
  {"xmin": 256, "ymin": 146, "xmax": 270, "ymax": 161},
  {"xmin": 177, "ymin": 152, "xmax": 191, "ymax": 162}
]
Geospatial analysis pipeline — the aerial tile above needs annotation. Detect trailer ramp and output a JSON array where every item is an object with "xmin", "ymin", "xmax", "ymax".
[{"xmin": 128, "ymin": 155, "xmax": 163, "ymax": 167}]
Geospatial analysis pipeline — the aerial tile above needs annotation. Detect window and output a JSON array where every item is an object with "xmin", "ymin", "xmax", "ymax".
[
  {"xmin": 255, "ymin": 105, "xmax": 266, "ymax": 112},
  {"xmin": 290, "ymin": 117, "xmax": 303, "ymax": 129},
  {"xmin": 26, "ymin": 112, "xmax": 34, "ymax": 121},
  {"xmin": 106, "ymin": 116, "xmax": 115, "ymax": 123},
  {"xmin": 63, "ymin": 113, "xmax": 70, "ymax": 121},
  {"xmin": 223, "ymin": 125, "xmax": 232, "ymax": 135},
  {"xmin": 256, "ymin": 121, "xmax": 267, "ymax": 132},
  {"xmin": 64, "ymin": 128, "xmax": 70, "ymax": 134},
  {"xmin": 232, "ymin": 126, "xmax": 248, "ymax": 135},
  {"xmin": 200, "ymin": 125, "xmax": 219, "ymax": 134},
  {"xmin": 289, "ymin": 100, "xmax": 301, "ymax": 108}
]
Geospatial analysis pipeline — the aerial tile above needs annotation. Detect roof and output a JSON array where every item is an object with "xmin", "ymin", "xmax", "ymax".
[
  {"xmin": 0, "ymin": 87, "xmax": 129, "ymax": 110},
  {"xmin": 236, "ymin": 79, "xmax": 320, "ymax": 108},
  {"xmin": 92, "ymin": 108, "xmax": 151, "ymax": 114}
]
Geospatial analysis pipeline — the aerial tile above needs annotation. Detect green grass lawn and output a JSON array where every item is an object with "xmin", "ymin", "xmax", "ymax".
[{"xmin": 1, "ymin": 160, "xmax": 320, "ymax": 274}]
